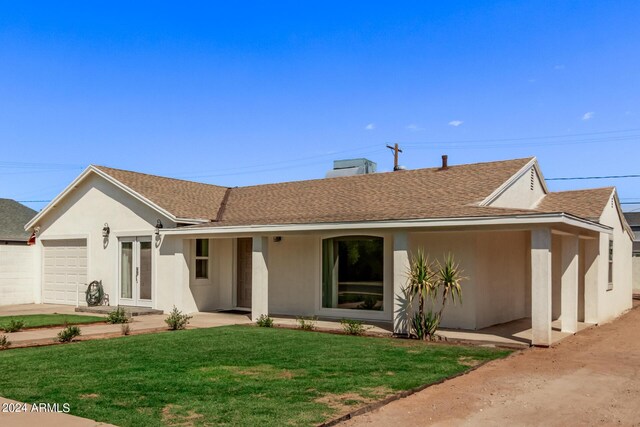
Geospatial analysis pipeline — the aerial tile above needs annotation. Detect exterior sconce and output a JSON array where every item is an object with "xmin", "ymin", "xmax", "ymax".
[
  {"xmin": 155, "ymin": 219, "xmax": 163, "ymax": 235},
  {"xmin": 273, "ymin": 236, "xmax": 282, "ymax": 243},
  {"xmin": 102, "ymin": 223, "xmax": 110, "ymax": 238}
]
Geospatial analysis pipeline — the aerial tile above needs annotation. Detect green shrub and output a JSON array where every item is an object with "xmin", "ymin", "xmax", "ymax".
[
  {"xmin": 57, "ymin": 325, "xmax": 81, "ymax": 343},
  {"xmin": 256, "ymin": 314, "xmax": 274, "ymax": 327},
  {"xmin": 2, "ymin": 319, "xmax": 25, "ymax": 333},
  {"xmin": 106, "ymin": 306, "xmax": 131, "ymax": 324},
  {"xmin": 0, "ymin": 335, "xmax": 11, "ymax": 350},
  {"xmin": 165, "ymin": 306, "xmax": 192, "ymax": 330},
  {"xmin": 340, "ymin": 318, "xmax": 369, "ymax": 336},
  {"xmin": 296, "ymin": 316, "xmax": 317, "ymax": 331}
]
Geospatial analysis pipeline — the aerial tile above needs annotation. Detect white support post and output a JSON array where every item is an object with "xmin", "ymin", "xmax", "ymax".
[
  {"xmin": 560, "ymin": 235, "xmax": 579, "ymax": 333},
  {"xmin": 584, "ymin": 233, "xmax": 607, "ymax": 324},
  {"xmin": 393, "ymin": 231, "xmax": 410, "ymax": 336},
  {"xmin": 251, "ymin": 236, "xmax": 269, "ymax": 322},
  {"xmin": 531, "ymin": 228, "xmax": 552, "ymax": 346}
]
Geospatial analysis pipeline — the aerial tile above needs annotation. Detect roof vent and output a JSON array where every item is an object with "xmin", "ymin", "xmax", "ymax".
[{"xmin": 325, "ymin": 158, "xmax": 377, "ymax": 178}]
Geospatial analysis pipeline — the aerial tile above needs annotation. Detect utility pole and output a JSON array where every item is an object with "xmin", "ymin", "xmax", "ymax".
[{"xmin": 386, "ymin": 143, "xmax": 403, "ymax": 171}]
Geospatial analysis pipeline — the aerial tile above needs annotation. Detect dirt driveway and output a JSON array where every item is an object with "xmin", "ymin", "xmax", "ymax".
[{"xmin": 342, "ymin": 301, "xmax": 640, "ymax": 426}]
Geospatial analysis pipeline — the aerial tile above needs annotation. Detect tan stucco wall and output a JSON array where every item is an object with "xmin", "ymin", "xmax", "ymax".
[
  {"xmin": 409, "ymin": 231, "xmax": 477, "ymax": 330},
  {"xmin": 489, "ymin": 165, "xmax": 546, "ymax": 209},
  {"xmin": 268, "ymin": 235, "xmax": 318, "ymax": 316},
  {"xmin": 0, "ymin": 245, "xmax": 36, "ymax": 305},
  {"xmin": 36, "ymin": 173, "xmax": 175, "ymax": 306},
  {"xmin": 475, "ymin": 231, "xmax": 530, "ymax": 329},
  {"xmin": 633, "ymin": 256, "xmax": 640, "ymax": 293},
  {"xmin": 597, "ymin": 197, "xmax": 633, "ymax": 322}
]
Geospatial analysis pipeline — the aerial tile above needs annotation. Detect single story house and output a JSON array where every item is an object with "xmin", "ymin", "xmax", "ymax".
[
  {"xmin": 24, "ymin": 156, "xmax": 633, "ymax": 346},
  {"xmin": 622, "ymin": 212, "xmax": 640, "ymax": 294},
  {"xmin": 0, "ymin": 199, "xmax": 37, "ymax": 305}
]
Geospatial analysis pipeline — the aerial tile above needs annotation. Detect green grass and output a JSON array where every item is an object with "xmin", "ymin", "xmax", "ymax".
[
  {"xmin": 0, "ymin": 326, "xmax": 511, "ymax": 426},
  {"xmin": 0, "ymin": 314, "xmax": 105, "ymax": 330}
]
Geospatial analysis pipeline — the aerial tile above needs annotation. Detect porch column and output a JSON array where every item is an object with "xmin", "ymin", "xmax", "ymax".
[
  {"xmin": 393, "ymin": 231, "xmax": 410, "ymax": 336},
  {"xmin": 560, "ymin": 235, "xmax": 579, "ymax": 333},
  {"xmin": 531, "ymin": 228, "xmax": 552, "ymax": 346},
  {"xmin": 584, "ymin": 233, "xmax": 606, "ymax": 324},
  {"xmin": 251, "ymin": 236, "xmax": 269, "ymax": 322}
]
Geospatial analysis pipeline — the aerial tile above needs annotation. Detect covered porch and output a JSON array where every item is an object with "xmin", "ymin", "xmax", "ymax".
[{"xmin": 160, "ymin": 215, "xmax": 612, "ymax": 347}]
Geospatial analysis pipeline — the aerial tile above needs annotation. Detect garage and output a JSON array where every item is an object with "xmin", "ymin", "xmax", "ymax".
[{"xmin": 42, "ymin": 239, "xmax": 87, "ymax": 305}]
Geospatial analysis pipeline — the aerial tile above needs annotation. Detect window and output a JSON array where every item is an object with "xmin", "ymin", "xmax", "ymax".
[
  {"xmin": 607, "ymin": 238, "xmax": 614, "ymax": 291},
  {"xmin": 322, "ymin": 236, "xmax": 384, "ymax": 311},
  {"xmin": 195, "ymin": 239, "xmax": 209, "ymax": 279}
]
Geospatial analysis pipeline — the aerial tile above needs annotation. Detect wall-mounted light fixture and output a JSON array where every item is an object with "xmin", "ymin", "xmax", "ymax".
[
  {"xmin": 273, "ymin": 236, "xmax": 282, "ymax": 243},
  {"xmin": 155, "ymin": 219, "xmax": 163, "ymax": 235},
  {"xmin": 102, "ymin": 223, "xmax": 110, "ymax": 238}
]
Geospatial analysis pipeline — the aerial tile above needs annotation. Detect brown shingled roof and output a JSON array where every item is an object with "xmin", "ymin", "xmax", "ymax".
[
  {"xmin": 536, "ymin": 187, "xmax": 614, "ymax": 221},
  {"xmin": 211, "ymin": 157, "xmax": 534, "ymax": 226},
  {"xmin": 94, "ymin": 165, "xmax": 229, "ymax": 221}
]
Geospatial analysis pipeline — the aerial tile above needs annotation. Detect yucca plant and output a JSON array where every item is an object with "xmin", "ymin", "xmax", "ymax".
[
  {"xmin": 434, "ymin": 253, "xmax": 465, "ymax": 323},
  {"xmin": 406, "ymin": 249, "xmax": 436, "ymax": 340},
  {"xmin": 406, "ymin": 250, "xmax": 466, "ymax": 340}
]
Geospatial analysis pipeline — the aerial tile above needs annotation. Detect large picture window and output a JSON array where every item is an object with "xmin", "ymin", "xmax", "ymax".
[{"xmin": 322, "ymin": 236, "xmax": 384, "ymax": 311}]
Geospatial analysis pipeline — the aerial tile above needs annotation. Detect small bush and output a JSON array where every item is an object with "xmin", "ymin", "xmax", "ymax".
[
  {"xmin": 165, "ymin": 306, "xmax": 192, "ymax": 330},
  {"xmin": 121, "ymin": 323, "xmax": 131, "ymax": 336},
  {"xmin": 2, "ymin": 319, "xmax": 25, "ymax": 333},
  {"xmin": 57, "ymin": 325, "xmax": 81, "ymax": 343},
  {"xmin": 297, "ymin": 316, "xmax": 317, "ymax": 331},
  {"xmin": 256, "ymin": 314, "xmax": 273, "ymax": 327},
  {"xmin": 106, "ymin": 306, "xmax": 131, "ymax": 324},
  {"xmin": 340, "ymin": 318, "xmax": 369, "ymax": 336},
  {"xmin": 0, "ymin": 335, "xmax": 11, "ymax": 350}
]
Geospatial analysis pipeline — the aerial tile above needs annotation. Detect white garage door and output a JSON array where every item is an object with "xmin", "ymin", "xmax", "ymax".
[{"xmin": 42, "ymin": 239, "xmax": 87, "ymax": 305}]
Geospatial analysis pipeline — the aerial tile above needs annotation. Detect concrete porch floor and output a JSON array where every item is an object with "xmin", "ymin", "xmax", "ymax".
[{"xmin": 439, "ymin": 317, "xmax": 593, "ymax": 348}]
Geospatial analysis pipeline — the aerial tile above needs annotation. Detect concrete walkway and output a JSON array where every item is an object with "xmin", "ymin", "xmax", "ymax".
[
  {"xmin": 2, "ymin": 308, "xmax": 254, "ymax": 347},
  {"xmin": 0, "ymin": 397, "xmax": 115, "ymax": 426}
]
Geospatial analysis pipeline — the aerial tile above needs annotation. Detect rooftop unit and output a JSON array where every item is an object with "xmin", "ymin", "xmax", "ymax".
[{"xmin": 325, "ymin": 158, "xmax": 377, "ymax": 178}]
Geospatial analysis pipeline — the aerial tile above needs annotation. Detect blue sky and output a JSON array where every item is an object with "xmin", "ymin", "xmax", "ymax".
[{"xmin": 1, "ymin": 1, "xmax": 639, "ymax": 211}]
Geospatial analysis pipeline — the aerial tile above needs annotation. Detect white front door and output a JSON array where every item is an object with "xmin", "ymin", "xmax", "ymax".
[{"xmin": 119, "ymin": 237, "xmax": 153, "ymax": 307}]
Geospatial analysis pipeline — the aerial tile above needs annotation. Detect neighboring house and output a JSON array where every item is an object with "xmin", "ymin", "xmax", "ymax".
[
  {"xmin": 623, "ymin": 212, "xmax": 640, "ymax": 295},
  {"xmin": 24, "ymin": 156, "xmax": 633, "ymax": 346},
  {"xmin": 0, "ymin": 199, "xmax": 37, "ymax": 305}
]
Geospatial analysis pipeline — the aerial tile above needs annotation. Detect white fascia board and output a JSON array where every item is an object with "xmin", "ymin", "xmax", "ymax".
[
  {"xmin": 479, "ymin": 157, "xmax": 549, "ymax": 207},
  {"xmin": 25, "ymin": 166, "xmax": 94, "ymax": 231},
  {"xmin": 160, "ymin": 213, "xmax": 611, "ymax": 237},
  {"xmin": 24, "ymin": 166, "xmax": 207, "ymax": 231}
]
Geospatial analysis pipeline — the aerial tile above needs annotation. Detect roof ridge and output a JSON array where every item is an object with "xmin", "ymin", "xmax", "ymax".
[
  {"xmin": 230, "ymin": 156, "xmax": 536, "ymax": 191},
  {"xmin": 548, "ymin": 186, "xmax": 615, "ymax": 195},
  {"xmin": 93, "ymin": 165, "xmax": 228, "ymax": 189}
]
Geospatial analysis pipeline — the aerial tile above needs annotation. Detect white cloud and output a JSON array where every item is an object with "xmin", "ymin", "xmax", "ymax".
[
  {"xmin": 554, "ymin": 64, "xmax": 565, "ymax": 70},
  {"xmin": 406, "ymin": 124, "xmax": 424, "ymax": 132},
  {"xmin": 582, "ymin": 112, "xmax": 595, "ymax": 121},
  {"xmin": 448, "ymin": 120, "xmax": 463, "ymax": 127},
  {"xmin": 364, "ymin": 123, "xmax": 375, "ymax": 130}
]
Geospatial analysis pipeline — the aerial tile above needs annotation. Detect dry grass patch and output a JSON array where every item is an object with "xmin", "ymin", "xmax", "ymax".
[
  {"xmin": 162, "ymin": 404, "xmax": 203, "ymax": 427},
  {"xmin": 79, "ymin": 393, "xmax": 99, "ymax": 399},
  {"xmin": 315, "ymin": 386, "xmax": 393, "ymax": 416}
]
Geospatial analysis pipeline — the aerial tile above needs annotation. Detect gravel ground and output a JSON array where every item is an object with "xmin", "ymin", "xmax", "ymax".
[{"xmin": 342, "ymin": 300, "xmax": 640, "ymax": 427}]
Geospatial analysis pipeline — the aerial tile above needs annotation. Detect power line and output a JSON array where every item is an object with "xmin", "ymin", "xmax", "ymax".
[{"xmin": 547, "ymin": 174, "xmax": 640, "ymax": 181}]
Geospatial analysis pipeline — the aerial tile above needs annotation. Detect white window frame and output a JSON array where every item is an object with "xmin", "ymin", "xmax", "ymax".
[
  {"xmin": 316, "ymin": 232, "xmax": 393, "ymax": 322},
  {"xmin": 195, "ymin": 238, "xmax": 210, "ymax": 281}
]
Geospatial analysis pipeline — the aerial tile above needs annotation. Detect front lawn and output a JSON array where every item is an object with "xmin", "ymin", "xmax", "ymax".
[
  {"xmin": 0, "ymin": 326, "xmax": 510, "ymax": 426},
  {"xmin": 0, "ymin": 314, "xmax": 105, "ymax": 330}
]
